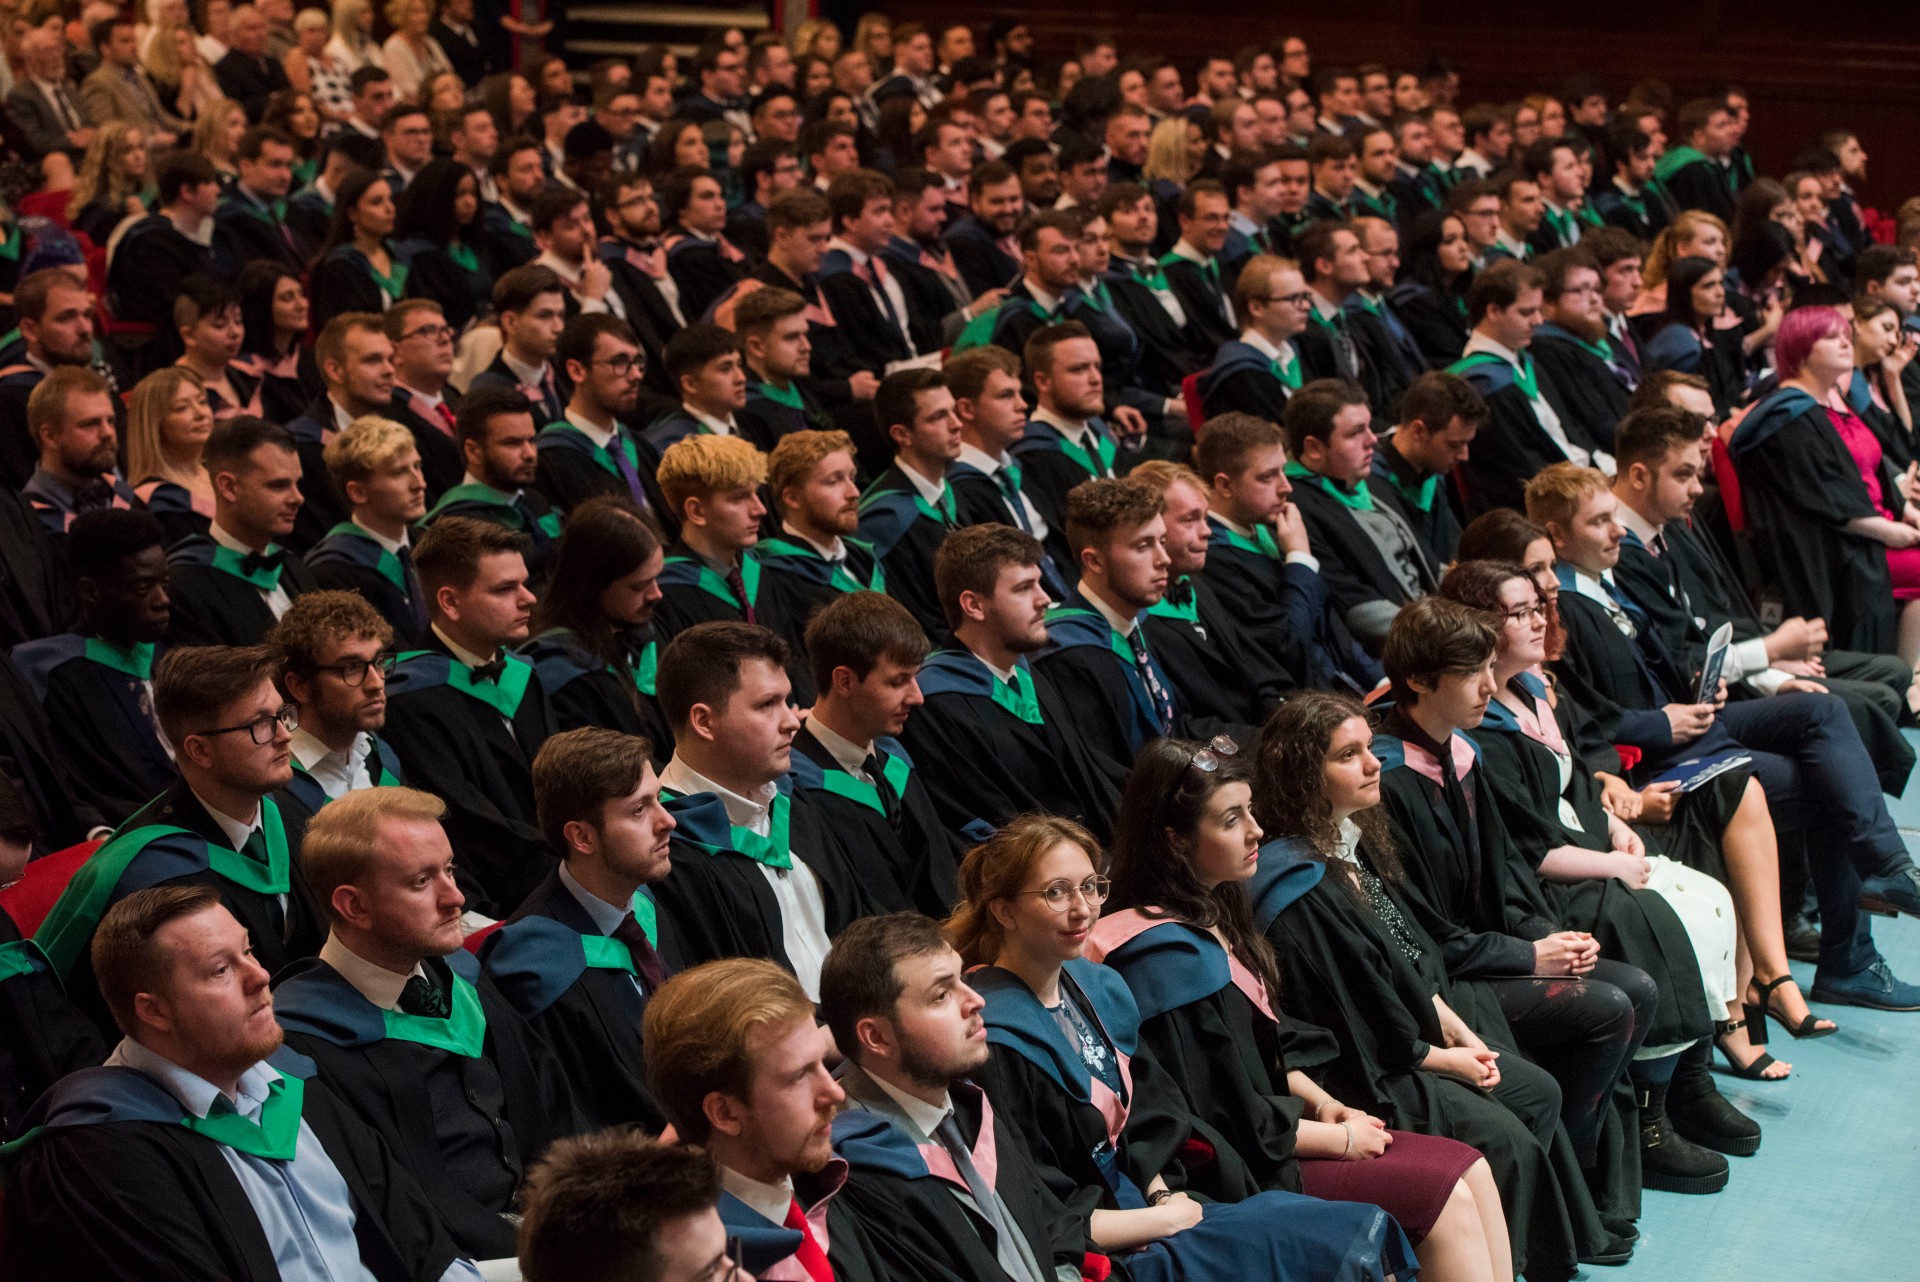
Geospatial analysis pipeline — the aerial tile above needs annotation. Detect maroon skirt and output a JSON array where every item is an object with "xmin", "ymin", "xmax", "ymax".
[{"xmin": 1299, "ymin": 1130, "xmax": 1483, "ymax": 1240}]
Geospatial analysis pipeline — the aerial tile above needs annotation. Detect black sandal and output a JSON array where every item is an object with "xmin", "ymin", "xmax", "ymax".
[
  {"xmin": 1713, "ymin": 1017, "xmax": 1787, "ymax": 1081},
  {"xmin": 1748, "ymin": 975, "xmax": 1838, "ymax": 1041}
]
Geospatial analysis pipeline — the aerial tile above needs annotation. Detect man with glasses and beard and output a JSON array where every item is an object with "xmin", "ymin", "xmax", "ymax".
[
  {"xmin": 32, "ymin": 645, "xmax": 323, "ymax": 1036},
  {"xmin": 536, "ymin": 314, "xmax": 659, "ymax": 519}
]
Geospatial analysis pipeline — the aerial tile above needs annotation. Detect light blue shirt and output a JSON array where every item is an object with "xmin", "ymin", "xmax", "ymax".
[
  {"xmin": 107, "ymin": 1038, "xmax": 483, "ymax": 1282},
  {"xmin": 558, "ymin": 862, "xmax": 652, "ymax": 998}
]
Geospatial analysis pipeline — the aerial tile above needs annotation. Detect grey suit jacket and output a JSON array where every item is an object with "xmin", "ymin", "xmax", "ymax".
[{"xmin": 4, "ymin": 80, "xmax": 83, "ymax": 157}]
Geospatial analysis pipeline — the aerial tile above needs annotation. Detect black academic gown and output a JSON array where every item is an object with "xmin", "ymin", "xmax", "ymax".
[
  {"xmin": 11, "ymin": 634, "xmax": 175, "ymax": 825},
  {"xmin": 899, "ymin": 649, "xmax": 1126, "ymax": 843},
  {"xmin": 1529, "ymin": 326, "xmax": 1631, "ymax": 457},
  {"xmin": 532, "ymin": 418, "xmax": 663, "ymax": 521},
  {"xmin": 1249, "ymin": 841, "xmax": 1593, "ymax": 1282},
  {"xmin": 1728, "ymin": 388, "xmax": 1899, "ymax": 655},
  {"xmin": 420, "ymin": 480, "xmax": 563, "ymax": 586},
  {"xmin": 650, "ymin": 782, "xmax": 884, "ymax": 979},
  {"xmin": 1140, "ymin": 576, "xmax": 1300, "ymax": 734},
  {"xmin": 307, "ymin": 525, "xmax": 429, "ymax": 643},
  {"xmin": 164, "ymin": 535, "xmax": 317, "ymax": 647},
  {"xmin": 0, "ymin": 645, "xmax": 107, "ymax": 848},
  {"xmin": 3, "ymin": 1048, "xmax": 467, "ymax": 1281},
  {"xmin": 379, "ymin": 639, "xmax": 556, "ymax": 918},
  {"xmin": 755, "ymin": 534, "xmax": 890, "ymax": 704},
  {"xmin": 1388, "ymin": 280, "xmax": 1470, "ymax": 370},
  {"xmin": 1198, "ymin": 338, "xmax": 1294, "ymax": 424},
  {"xmin": 106, "ymin": 214, "xmax": 215, "ymax": 358},
  {"xmin": 1450, "ymin": 353, "xmax": 1598, "ymax": 519},
  {"xmin": 1197, "ymin": 517, "xmax": 1383, "ymax": 695},
  {"xmin": 400, "ymin": 241, "xmax": 495, "ymax": 333},
  {"xmin": 1161, "ymin": 256, "xmax": 1237, "ymax": 352},
  {"xmin": 387, "ymin": 386, "xmax": 467, "ymax": 503},
  {"xmin": 273, "ymin": 950, "xmax": 583, "ymax": 1260},
  {"xmin": 1288, "ymin": 471, "xmax": 1438, "ymax": 640},
  {"xmin": 40, "ymin": 781, "xmax": 321, "ymax": 1037},
  {"xmin": 481, "ymin": 864, "xmax": 668, "ymax": 1131},
  {"xmin": 789, "ymin": 724, "xmax": 962, "ymax": 917},
  {"xmin": 664, "ymin": 232, "xmax": 745, "ymax": 323},
  {"xmin": 831, "ymin": 1069, "xmax": 1094, "ymax": 1282},
  {"xmin": 1370, "ymin": 439, "xmax": 1464, "ymax": 567},
  {"xmin": 1009, "ymin": 416, "xmax": 1117, "ymax": 574},
  {"xmin": 942, "ymin": 213, "xmax": 1021, "ymax": 296},
  {"xmin": 856, "ymin": 465, "xmax": 958, "ymax": 644},
  {"xmin": 1104, "ymin": 268, "xmax": 1208, "ymax": 390},
  {"xmin": 520, "ymin": 625, "xmax": 673, "ymax": 763},
  {"xmin": 0, "ymin": 487, "xmax": 69, "ymax": 646},
  {"xmin": 652, "ymin": 543, "xmax": 786, "ymax": 645},
  {"xmin": 0, "ymin": 907, "xmax": 105, "ymax": 1137}
]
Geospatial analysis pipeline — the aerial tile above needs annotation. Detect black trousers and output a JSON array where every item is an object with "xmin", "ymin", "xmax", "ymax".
[{"xmin": 1488, "ymin": 958, "xmax": 1652, "ymax": 1162}]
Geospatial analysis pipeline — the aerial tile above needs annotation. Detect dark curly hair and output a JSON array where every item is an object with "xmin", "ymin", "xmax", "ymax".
[
  {"xmin": 1106, "ymin": 737, "xmax": 1283, "ymax": 1005},
  {"xmin": 1252, "ymin": 691, "xmax": 1404, "ymax": 902}
]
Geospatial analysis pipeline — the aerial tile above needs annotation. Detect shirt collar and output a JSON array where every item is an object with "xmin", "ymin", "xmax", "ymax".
[
  {"xmin": 805, "ymin": 715, "xmax": 872, "ymax": 778},
  {"xmin": 1168, "ymin": 238, "xmax": 1212, "ymax": 266},
  {"xmin": 659, "ymin": 754, "xmax": 776, "ymax": 831},
  {"xmin": 351, "ymin": 518, "xmax": 408, "ymax": 554},
  {"xmin": 1614, "ymin": 498, "xmax": 1662, "ymax": 548},
  {"xmin": 1023, "ymin": 277, "xmax": 1062, "ymax": 313},
  {"xmin": 431, "ymin": 623, "xmax": 495, "ymax": 670},
  {"xmin": 1494, "ymin": 227, "xmax": 1528, "ymax": 256},
  {"xmin": 687, "ymin": 406, "xmax": 737, "ymax": 435},
  {"xmin": 1238, "ymin": 329, "xmax": 1289, "ymax": 362},
  {"xmin": 718, "ymin": 1164, "xmax": 796, "ymax": 1227},
  {"xmin": 330, "ymin": 398, "xmax": 356, "ymax": 432},
  {"xmin": 395, "ymin": 380, "xmax": 443, "ymax": 409},
  {"xmin": 1228, "ymin": 210, "xmax": 1260, "ymax": 236},
  {"xmin": 557, "ymin": 861, "xmax": 631, "ymax": 935},
  {"xmin": 868, "ymin": 1072, "xmax": 954, "ymax": 1139},
  {"xmin": 534, "ymin": 249, "xmax": 586, "ymax": 287},
  {"xmin": 894, "ymin": 455, "xmax": 949, "ymax": 505},
  {"xmin": 1333, "ymin": 817, "xmax": 1363, "ymax": 865},
  {"xmin": 1080, "ymin": 584, "xmax": 1139, "ymax": 638},
  {"xmin": 1463, "ymin": 332, "xmax": 1523, "ymax": 367},
  {"xmin": 1031, "ymin": 404, "xmax": 1092, "ymax": 444},
  {"xmin": 500, "ymin": 349, "xmax": 550, "ymax": 391},
  {"xmin": 210, "ymin": 521, "xmax": 268, "ymax": 556},
  {"xmin": 291, "ymin": 726, "xmax": 368, "ymax": 772},
  {"xmin": 564, "ymin": 407, "xmax": 615, "ymax": 449},
  {"xmin": 827, "ymin": 236, "xmax": 870, "ymax": 265},
  {"xmin": 1310, "ymin": 290, "xmax": 1343, "ymax": 322},
  {"xmin": 108, "ymin": 1037, "xmax": 279, "ymax": 1119},
  {"xmin": 319, "ymin": 932, "xmax": 425, "ymax": 1011},
  {"xmin": 780, "ymin": 520, "xmax": 844, "ymax": 562},
  {"xmin": 189, "ymin": 788, "xmax": 260, "ymax": 851},
  {"xmin": 956, "ymin": 442, "xmax": 1010, "ymax": 474}
]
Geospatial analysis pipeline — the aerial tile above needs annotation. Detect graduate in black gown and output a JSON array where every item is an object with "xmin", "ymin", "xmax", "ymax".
[
  {"xmin": 0, "ymin": 785, "xmax": 106, "ymax": 1136},
  {"xmin": 306, "ymin": 416, "xmax": 431, "ymax": 643},
  {"xmin": 381, "ymin": 517, "xmax": 555, "ymax": 918},
  {"xmin": 649, "ymin": 622, "xmax": 892, "ymax": 1001},
  {"xmin": 1130, "ymin": 459, "xmax": 1304, "ymax": 727},
  {"xmin": 13, "ymin": 510, "xmax": 176, "ymax": 826},
  {"xmin": 520, "ymin": 498, "xmax": 674, "ymax": 763},
  {"xmin": 1373, "ymin": 597, "xmax": 1740, "ymax": 1200},
  {"xmin": 1197, "ymin": 253, "xmax": 1307, "ymax": 424},
  {"xmin": 640, "ymin": 957, "xmax": 887, "ymax": 1282},
  {"xmin": 898, "ymin": 524, "xmax": 1128, "ymax": 843},
  {"xmin": 166, "ymin": 418, "xmax": 319, "ymax": 648},
  {"xmin": 1010, "ymin": 322, "xmax": 1131, "ymax": 553},
  {"xmin": 1193, "ymin": 411, "xmax": 1385, "ymax": 695},
  {"xmin": 1653, "ymin": 100, "xmax": 1740, "ymax": 224},
  {"xmin": 419, "ymin": 390, "xmax": 564, "ymax": 587},
  {"xmin": 34, "ymin": 646, "xmax": 323, "ymax": 1037},
  {"xmin": 857, "ymin": 368, "xmax": 965, "ymax": 642},
  {"xmin": 960, "ymin": 821, "xmax": 1451, "ymax": 1282},
  {"xmin": 1370, "ymin": 371, "xmax": 1485, "ymax": 569},
  {"xmin": 792, "ymin": 592, "xmax": 966, "ymax": 916},
  {"xmin": 946, "ymin": 345, "xmax": 1075, "ymax": 593},
  {"xmin": 1389, "ymin": 211, "xmax": 1474, "ymax": 372},
  {"xmin": 267, "ymin": 590, "xmax": 408, "ymax": 823},
  {"xmin": 482, "ymin": 728, "xmax": 676, "ymax": 1131},
  {"xmin": 760, "ymin": 430, "xmax": 890, "ymax": 702},
  {"xmin": 1250, "ymin": 692, "xmax": 1632, "ymax": 1280},
  {"xmin": 534, "ymin": 315, "xmax": 664, "ymax": 522},
  {"xmin": 1528, "ymin": 249, "xmax": 1634, "ymax": 457},
  {"xmin": 5, "ymin": 887, "xmax": 472, "ymax": 1282},
  {"xmin": 651, "ymin": 433, "xmax": 788, "ymax": 644},
  {"xmin": 273, "ymin": 787, "xmax": 584, "ymax": 1262}
]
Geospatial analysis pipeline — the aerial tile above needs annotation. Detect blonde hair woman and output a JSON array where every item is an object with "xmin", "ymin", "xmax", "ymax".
[
  {"xmin": 125, "ymin": 366, "xmax": 217, "ymax": 543},
  {"xmin": 145, "ymin": 18, "xmax": 221, "ymax": 122},
  {"xmin": 380, "ymin": 0, "xmax": 449, "ymax": 101},
  {"xmin": 1632, "ymin": 209, "xmax": 1730, "ymax": 316},
  {"xmin": 67, "ymin": 122, "xmax": 151, "ymax": 243},
  {"xmin": 191, "ymin": 96, "xmax": 245, "ymax": 180},
  {"xmin": 324, "ymin": 0, "xmax": 381, "ymax": 73},
  {"xmin": 792, "ymin": 16, "xmax": 840, "ymax": 61},
  {"xmin": 852, "ymin": 12, "xmax": 891, "ymax": 63},
  {"xmin": 1143, "ymin": 113, "xmax": 1200, "ymax": 187}
]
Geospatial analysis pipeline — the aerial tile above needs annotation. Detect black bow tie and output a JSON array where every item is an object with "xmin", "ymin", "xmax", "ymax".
[
  {"xmin": 468, "ymin": 657, "xmax": 506, "ymax": 684},
  {"xmin": 239, "ymin": 549, "xmax": 285, "ymax": 575},
  {"xmin": 1165, "ymin": 579, "xmax": 1194, "ymax": 607}
]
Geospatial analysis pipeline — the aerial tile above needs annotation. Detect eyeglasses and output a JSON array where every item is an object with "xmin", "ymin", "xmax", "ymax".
[
  {"xmin": 1269, "ymin": 291, "xmax": 1314, "ymax": 306},
  {"xmin": 198, "ymin": 704, "xmax": 299, "ymax": 745},
  {"xmin": 1501, "ymin": 601, "xmax": 1549, "ymax": 623},
  {"xmin": 309, "ymin": 650, "xmax": 397, "ymax": 686},
  {"xmin": 1014, "ymin": 876, "xmax": 1112, "ymax": 912},
  {"xmin": 593, "ymin": 354, "xmax": 643, "ymax": 376},
  {"xmin": 401, "ymin": 323, "xmax": 455, "ymax": 343},
  {"xmin": 1188, "ymin": 733, "xmax": 1241, "ymax": 773}
]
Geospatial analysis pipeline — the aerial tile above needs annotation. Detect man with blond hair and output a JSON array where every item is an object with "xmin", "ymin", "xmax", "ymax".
[
  {"xmin": 643, "ymin": 956, "xmax": 872, "ymax": 1278},
  {"xmin": 309, "ymin": 416, "xmax": 429, "ymax": 637},
  {"xmin": 653, "ymin": 432, "xmax": 783, "ymax": 640},
  {"xmin": 758, "ymin": 428, "xmax": 884, "ymax": 701},
  {"xmin": 274, "ymin": 787, "xmax": 583, "ymax": 1263},
  {"xmin": 269, "ymin": 589, "xmax": 405, "ymax": 820},
  {"xmin": 482, "ymin": 727, "xmax": 677, "ymax": 1130},
  {"xmin": 4, "ymin": 885, "xmax": 478, "ymax": 1280}
]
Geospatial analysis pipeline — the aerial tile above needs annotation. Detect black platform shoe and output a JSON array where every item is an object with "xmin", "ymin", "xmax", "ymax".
[
  {"xmin": 1638, "ymin": 1078, "xmax": 1731, "ymax": 1194},
  {"xmin": 1667, "ymin": 1042, "xmax": 1762, "ymax": 1157}
]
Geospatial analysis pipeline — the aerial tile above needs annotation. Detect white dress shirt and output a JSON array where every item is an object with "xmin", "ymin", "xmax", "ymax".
[{"xmin": 211, "ymin": 521, "xmax": 292, "ymax": 619}]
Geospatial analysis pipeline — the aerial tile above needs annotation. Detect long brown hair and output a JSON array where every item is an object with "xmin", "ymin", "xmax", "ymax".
[
  {"xmin": 947, "ymin": 814, "xmax": 1104, "ymax": 969},
  {"xmin": 1105, "ymin": 739, "xmax": 1283, "ymax": 1005},
  {"xmin": 1252, "ymin": 692, "xmax": 1404, "ymax": 899}
]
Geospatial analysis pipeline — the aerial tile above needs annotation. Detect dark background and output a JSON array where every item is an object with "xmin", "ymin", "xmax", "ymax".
[{"xmin": 883, "ymin": 0, "xmax": 1919, "ymax": 213}]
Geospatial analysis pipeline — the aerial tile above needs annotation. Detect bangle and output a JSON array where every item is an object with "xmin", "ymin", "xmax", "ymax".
[
  {"xmin": 1146, "ymin": 1189, "xmax": 1174, "ymax": 1206},
  {"xmin": 1340, "ymin": 1121, "xmax": 1354, "ymax": 1159}
]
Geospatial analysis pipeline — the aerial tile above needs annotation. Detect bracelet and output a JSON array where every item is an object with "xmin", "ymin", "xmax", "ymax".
[
  {"xmin": 1146, "ymin": 1188, "xmax": 1174, "ymax": 1206},
  {"xmin": 1340, "ymin": 1121, "xmax": 1354, "ymax": 1159}
]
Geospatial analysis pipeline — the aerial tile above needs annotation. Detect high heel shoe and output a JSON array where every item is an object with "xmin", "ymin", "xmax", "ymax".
[
  {"xmin": 1712, "ymin": 1017, "xmax": 1785, "ymax": 1081},
  {"xmin": 1747, "ymin": 975, "xmax": 1838, "ymax": 1041}
]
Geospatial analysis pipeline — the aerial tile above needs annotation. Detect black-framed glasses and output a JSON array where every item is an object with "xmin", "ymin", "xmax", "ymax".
[
  {"xmin": 198, "ymin": 704, "xmax": 298, "ymax": 745},
  {"xmin": 1502, "ymin": 601, "xmax": 1549, "ymax": 623},
  {"xmin": 309, "ymin": 650, "xmax": 398, "ymax": 686},
  {"xmin": 1270, "ymin": 291, "xmax": 1314, "ymax": 306},
  {"xmin": 1014, "ymin": 876, "xmax": 1112, "ymax": 912},
  {"xmin": 400, "ymin": 323, "xmax": 455, "ymax": 343},
  {"xmin": 1188, "ymin": 734, "xmax": 1240, "ymax": 773},
  {"xmin": 593, "ymin": 354, "xmax": 644, "ymax": 376}
]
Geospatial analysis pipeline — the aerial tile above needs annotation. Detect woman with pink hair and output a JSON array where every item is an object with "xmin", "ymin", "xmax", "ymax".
[{"xmin": 1729, "ymin": 304, "xmax": 1920, "ymax": 673}]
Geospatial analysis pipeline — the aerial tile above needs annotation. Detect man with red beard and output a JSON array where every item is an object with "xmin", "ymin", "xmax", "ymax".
[
  {"xmin": 4, "ymin": 886, "xmax": 478, "ymax": 1281},
  {"xmin": 759, "ymin": 429, "xmax": 882, "ymax": 704},
  {"xmin": 1526, "ymin": 248, "xmax": 1635, "ymax": 457},
  {"xmin": 272, "ymin": 787, "xmax": 583, "ymax": 1264}
]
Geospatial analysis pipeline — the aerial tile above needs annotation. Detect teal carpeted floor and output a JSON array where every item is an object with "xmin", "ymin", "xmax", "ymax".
[{"xmin": 1603, "ymin": 730, "xmax": 1920, "ymax": 1279}]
